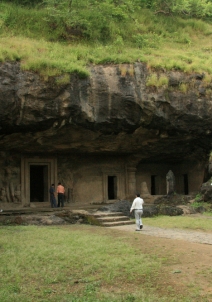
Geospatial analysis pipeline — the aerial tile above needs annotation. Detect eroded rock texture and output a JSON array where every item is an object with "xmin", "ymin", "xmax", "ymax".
[{"xmin": 0, "ymin": 61, "xmax": 212, "ymax": 163}]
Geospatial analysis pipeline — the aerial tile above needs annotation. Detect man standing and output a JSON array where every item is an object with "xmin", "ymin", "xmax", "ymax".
[
  {"xmin": 57, "ymin": 182, "xmax": 65, "ymax": 208},
  {"xmin": 49, "ymin": 184, "xmax": 57, "ymax": 208},
  {"xmin": 130, "ymin": 193, "xmax": 144, "ymax": 231}
]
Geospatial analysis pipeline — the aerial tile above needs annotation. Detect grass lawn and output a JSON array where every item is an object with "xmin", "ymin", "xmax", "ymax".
[
  {"xmin": 0, "ymin": 224, "xmax": 162, "ymax": 302},
  {"xmin": 143, "ymin": 214, "xmax": 212, "ymax": 232},
  {"xmin": 0, "ymin": 222, "xmax": 212, "ymax": 301}
]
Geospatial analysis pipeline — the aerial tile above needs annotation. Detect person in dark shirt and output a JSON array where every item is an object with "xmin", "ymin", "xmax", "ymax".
[{"xmin": 49, "ymin": 184, "xmax": 57, "ymax": 208}]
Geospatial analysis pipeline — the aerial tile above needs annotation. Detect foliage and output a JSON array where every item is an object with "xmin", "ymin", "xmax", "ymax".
[
  {"xmin": 1, "ymin": 1, "xmax": 212, "ymax": 76},
  {"xmin": 42, "ymin": 0, "xmax": 136, "ymax": 42},
  {"xmin": 136, "ymin": 0, "xmax": 212, "ymax": 17},
  {"xmin": 3, "ymin": 0, "xmax": 212, "ymax": 19},
  {"xmin": 146, "ymin": 73, "xmax": 169, "ymax": 88},
  {"xmin": 190, "ymin": 200, "xmax": 210, "ymax": 209},
  {"xmin": 194, "ymin": 193, "xmax": 203, "ymax": 202},
  {"xmin": 133, "ymin": 33, "xmax": 161, "ymax": 49},
  {"xmin": 41, "ymin": 0, "xmax": 212, "ymax": 43},
  {"xmin": 2, "ymin": 0, "xmax": 42, "ymax": 6},
  {"xmin": 179, "ymin": 83, "xmax": 188, "ymax": 93}
]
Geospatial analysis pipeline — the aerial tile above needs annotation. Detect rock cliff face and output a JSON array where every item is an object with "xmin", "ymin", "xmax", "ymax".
[{"xmin": 0, "ymin": 61, "xmax": 212, "ymax": 162}]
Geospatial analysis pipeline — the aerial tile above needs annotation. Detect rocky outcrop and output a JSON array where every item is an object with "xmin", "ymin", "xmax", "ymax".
[
  {"xmin": 154, "ymin": 194, "xmax": 193, "ymax": 205},
  {"xmin": 200, "ymin": 178, "xmax": 212, "ymax": 203},
  {"xmin": 0, "ymin": 62, "xmax": 212, "ymax": 162},
  {"xmin": 0, "ymin": 210, "xmax": 91, "ymax": 225}
]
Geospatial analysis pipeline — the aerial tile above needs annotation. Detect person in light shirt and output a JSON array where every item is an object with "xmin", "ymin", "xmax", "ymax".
[
  {"xmin": 130, "ymin": 193, "xmax": 144, "ymax": 231},
  {"xmin": 57, "ymin": 182, "xmax": 65, "ymax": 208}
]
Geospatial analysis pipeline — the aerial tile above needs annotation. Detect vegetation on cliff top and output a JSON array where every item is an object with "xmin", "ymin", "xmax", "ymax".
[{"xmin": 1, "ymin": 0, "xmax": 212, "ymax": 78}]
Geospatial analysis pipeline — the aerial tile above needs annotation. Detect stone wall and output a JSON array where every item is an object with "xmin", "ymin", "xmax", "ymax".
[
  {"xmin": 0, "ymin": 152, "xmax": 21, "ymax": 204},
  {"xmin": 57, "ymin": 154, "xmax": 127, "ymax": 203},
  {"xmin": 136, "ymin": 161, "xmax": 205, "ymax": 196},
  {"xmin": 0, "ymin": 152, "xmax": 207, "ymax": 208}
]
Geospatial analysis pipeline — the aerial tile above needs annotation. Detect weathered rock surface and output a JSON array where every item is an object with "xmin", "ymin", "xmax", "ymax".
[
  {"xmin": 1, "ymin": 62, "xmax": 212, "ymax": 162},
  {"xmin": 200, "ymin": 177, "xmax": 212, "ymax": 203},
  {"xmin": 0, "ymin": 210, "xmax": 91, "ymax": 225},
  {"xmin": 154, "ymin": 194, "xmax": 193, "ymax": 205}
]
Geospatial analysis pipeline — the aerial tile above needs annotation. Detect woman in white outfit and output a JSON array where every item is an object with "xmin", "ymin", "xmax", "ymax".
[{"xmin": 130, "ymin": 193, "xmax": 144, "ymax": 231}]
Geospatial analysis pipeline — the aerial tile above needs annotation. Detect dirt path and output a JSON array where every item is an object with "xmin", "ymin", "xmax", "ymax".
[
  {"xmin": 109, "ymin": 224, "xmax": 212, "ymax": 245},
  {"xmin": 105, "ymin": 221, "xmax": 212, "ymax": 300}
]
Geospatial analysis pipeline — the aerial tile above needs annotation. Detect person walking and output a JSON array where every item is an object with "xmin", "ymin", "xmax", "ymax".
[
  {"xmin": 49, "ymin": 184, "xmax": 57, "ymax": 208},
  {"xmin": 57, "ymin": 182, "xmax": 65, "ymax": 208},
  {"xmin": 130, "ymin": 193, "xmax": 144, "ymax": 231}
]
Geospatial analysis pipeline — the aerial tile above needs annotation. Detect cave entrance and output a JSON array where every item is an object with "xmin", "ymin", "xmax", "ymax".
[
  {"xmin": 108, "ymin": 176, "xmax": 117, "ymax": 200},
  {"xmin": 30, "ymin": 165, "xmax": 48, "ymax": 202}
]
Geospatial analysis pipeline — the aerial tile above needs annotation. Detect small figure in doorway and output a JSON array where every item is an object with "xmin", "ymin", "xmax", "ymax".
[
  {"xmin": 49, "ymin": 184, "xmax": 57, "ymax": 208},
  {"xmin": 130, "ymin": 193, "xmax": 144, "ymax": 231},
  {"xmin": 57, "ymin": 182, "xmax": 65, "ymax": 208}
]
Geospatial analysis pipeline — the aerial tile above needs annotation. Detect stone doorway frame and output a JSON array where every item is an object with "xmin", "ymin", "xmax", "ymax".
[
  {"xmin": 102, "ymin": 169, "xmax": 125, "ymax": 202},
  {"xmin": 21, "ymin": 157, "xmax": 57, "ymax": 206}
]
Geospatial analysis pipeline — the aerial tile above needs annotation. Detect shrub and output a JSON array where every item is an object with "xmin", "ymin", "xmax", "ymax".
[
  {"xmin": 179, "ymin": 83, "xmax": 188, "ymax": 93},
  {"xmin": 146, "ymin": 73, "xmax": 168, "ymax": 88}
]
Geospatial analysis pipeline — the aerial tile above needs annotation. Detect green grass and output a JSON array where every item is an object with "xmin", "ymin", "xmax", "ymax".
[
  {"xmin": 143, "ymin": 215, "xmax": 212, "ymax": 231},
  {"xmin": 1, "ymin": 2, "xmax": 212, "ymax": 77},
  {"xmin": 0, "ymin": 224, "xmax": 211, "ymax": 301},
  {"xmin": 0, "ymin": 225, "xmax": 166, "ymax": 302}
]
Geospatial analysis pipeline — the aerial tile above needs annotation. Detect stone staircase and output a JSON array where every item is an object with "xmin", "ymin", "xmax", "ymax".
[{"xmin": 92, "ymin": 211, "xmax": 134, "ymax": 227}]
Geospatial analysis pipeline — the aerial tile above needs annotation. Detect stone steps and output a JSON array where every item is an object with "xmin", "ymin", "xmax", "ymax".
[
  {"xmin": 99, "ymin": 220, "xmax": 134, "ymax": 227},
  {"xmin": 92, "ymin": 211, "xmax": 134, "ymax": 227},
  {"xmin": 93, "ymin": 211, "xmax": 124, "ymax": 217}
]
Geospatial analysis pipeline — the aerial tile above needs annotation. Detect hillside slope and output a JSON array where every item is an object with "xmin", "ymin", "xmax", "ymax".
[{"xmin": 1, "ymin": 1, "xmax": 212, "ymax": 79}]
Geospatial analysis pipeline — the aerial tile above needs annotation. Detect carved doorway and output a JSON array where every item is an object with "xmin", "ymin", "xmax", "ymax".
[
  {"xmin": 108, "ymin": 176, "xmax": 117, "ymax": 200},
  {"xmin": 30, "ymin": 165, "xmax": 48, "ymax": 202},
  {"xmin": 21, "ymin": 157, "xmax": 57, "ymax": 205},
  {"xmin": 183, "ymin": 174, "xmax": 189, "ymax": 195},
  {"xmin": 102, "ymin": 170, "xmax": 123, "ymax": 202}
]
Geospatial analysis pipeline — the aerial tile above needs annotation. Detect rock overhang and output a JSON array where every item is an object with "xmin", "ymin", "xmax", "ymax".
[{"xmin": 0, "ymin": 61, "xmax": 212, "ymax": 163}]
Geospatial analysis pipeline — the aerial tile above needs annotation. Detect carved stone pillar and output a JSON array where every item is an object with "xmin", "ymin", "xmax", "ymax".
[
  {"xmin": 141, "ymin": 181, "xmax": 150, "ymax": 197},
  {"xmin": 127, "ymin": 167, "xmax": 137, "ymax": 200},
  {"xmin": 166, "ymin": 170, "xmax": 175, "ymax": 195}
]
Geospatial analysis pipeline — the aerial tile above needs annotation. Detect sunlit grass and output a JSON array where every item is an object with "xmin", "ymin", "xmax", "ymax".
[
  {"xmin": 0, "ymin": 224, "xmax": 210, "ymax": 301},
  {"xmin": 143, "ymin": 215, "xmax": 212, "ymax": 231},
  {"xmin": 0, "ymin": 225, "xmax": 165, "ymax": 302},
  {"xmin": 2, "ymin": 33, "xmax": 212, "ymax": 78}
]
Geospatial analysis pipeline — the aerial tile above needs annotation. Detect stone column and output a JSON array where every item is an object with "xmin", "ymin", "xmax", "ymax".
[
  {"xmin": 141, "ymin": 181, "xmax": 150, "ymax": 196},
  {"xmin": 127, "ymin": 167, "xmax": 137, "ymax": 200},
  {"xmin": 166, "ymin": 170, "xmax": 175, "ymax": 195}
]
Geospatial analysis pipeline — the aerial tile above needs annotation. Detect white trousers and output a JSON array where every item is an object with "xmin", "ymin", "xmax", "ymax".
[{"xmin": 134, "ymin": 209, "xmax": 143, "ymax": 229}]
